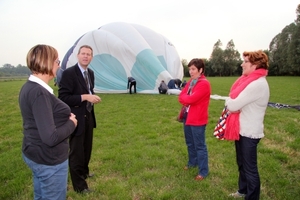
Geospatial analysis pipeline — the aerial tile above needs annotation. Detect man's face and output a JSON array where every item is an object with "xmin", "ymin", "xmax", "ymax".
[{"xmin": 77, "ymin": 47, "xmax": 93, "ymax": 68}]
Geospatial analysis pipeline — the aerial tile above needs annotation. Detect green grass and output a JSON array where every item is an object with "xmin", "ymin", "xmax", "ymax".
[
  {"xmin": 0, "ymin": 77, "xmax": 299, "ymax": 199},
  {"xmin": 0, "ymin": 76, "xmax": 28, "ymax": 82}
]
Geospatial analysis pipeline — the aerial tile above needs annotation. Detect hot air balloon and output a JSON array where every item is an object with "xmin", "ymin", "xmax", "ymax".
[{"xmin": 61, "ymin": 22, "xmax": 183, "ymax": 94}]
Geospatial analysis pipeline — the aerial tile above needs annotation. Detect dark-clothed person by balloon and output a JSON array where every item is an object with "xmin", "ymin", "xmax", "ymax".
[{"xmin": 19, "ymin": 44, "xmax": 77, "ymax": 200}]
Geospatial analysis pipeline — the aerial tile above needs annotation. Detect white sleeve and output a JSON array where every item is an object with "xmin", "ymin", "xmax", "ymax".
[{"xmin": 226, "ymin": 81, "xmax": 264, "ymax": 112}]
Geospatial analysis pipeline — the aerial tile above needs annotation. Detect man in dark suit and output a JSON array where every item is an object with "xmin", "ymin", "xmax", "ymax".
[{"xmin": 58, "ymin": 45, "xmax": 101, "ymax": 193}]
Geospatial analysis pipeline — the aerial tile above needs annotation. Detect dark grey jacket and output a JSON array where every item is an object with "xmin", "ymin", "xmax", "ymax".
[{"xmin": 19, "ymin": 81, "xmax": 75, "ymax": 165}]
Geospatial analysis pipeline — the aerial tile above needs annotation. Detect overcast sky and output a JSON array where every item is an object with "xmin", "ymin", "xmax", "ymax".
[{"xmin": 0, "ymin": 0, "xmax": 299, "ymax": 66}]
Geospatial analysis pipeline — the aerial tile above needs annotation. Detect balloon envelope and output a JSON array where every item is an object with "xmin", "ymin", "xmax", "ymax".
[{"xmin": 61, "ymin": 22, "xmax": 183, "ymax": 94}]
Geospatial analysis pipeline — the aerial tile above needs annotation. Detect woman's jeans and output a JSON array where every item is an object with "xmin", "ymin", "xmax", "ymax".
[
  {"xmin": 22, "ymin": 154, "xmax": 68, "ymax": 200},
  {"xmin": 235, "ymin": 135, "xmax": 261, "ymax": 200},
  {"xmin": 183, "ymin": 122, "xmax": 209, "ymax": 177}
]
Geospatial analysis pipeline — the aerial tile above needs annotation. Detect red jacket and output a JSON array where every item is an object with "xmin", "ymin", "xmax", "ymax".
[{"xmin": 178, "ymin": 75, "xmax": 211, "ymax": 126}]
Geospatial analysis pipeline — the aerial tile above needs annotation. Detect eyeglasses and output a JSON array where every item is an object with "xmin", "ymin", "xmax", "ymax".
[{"xmin": 55, "ymin": 60, "xmax": 61, "ymax": 65}]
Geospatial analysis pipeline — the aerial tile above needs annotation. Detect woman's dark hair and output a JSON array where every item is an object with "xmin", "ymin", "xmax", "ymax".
[{"xmin": 188, "ymin": 58, "xmax": 205, "ymax": 73}]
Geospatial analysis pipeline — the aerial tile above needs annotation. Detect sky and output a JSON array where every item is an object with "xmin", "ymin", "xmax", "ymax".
[{"xmin": 0, "ymin": 0, "xmax": 299, "ymax": 66}]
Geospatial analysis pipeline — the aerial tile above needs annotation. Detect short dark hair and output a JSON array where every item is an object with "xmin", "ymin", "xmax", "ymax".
[
  {"xmin": 78, "ymin": 45, "xmax": 93, "ymax": 56},
  {"xmin": 188, "ymin": 58, "xmax": 205, "ymax": 73}
]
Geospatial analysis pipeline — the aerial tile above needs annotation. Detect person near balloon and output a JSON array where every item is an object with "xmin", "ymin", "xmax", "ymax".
[
  {"xmin": 178, "ymin": 58, "xmax": 211, "ymax": 181},
  {"xmin": 158, "ymin": 80, "xmax": 168, "ymax": 94},
  {"xmin": 226, "ymin": 50, "xmax": 269, "ymax": 199},
  {"xmin": 168, "ymin": 78, "xmax": 182, "ymax": 90},
  {"xmin": 181, "ymin": 80, "xmax": 187, "ymax": 88},
  {"xmin": 19, "ymin": 44, "xmax": 78, "ymax": 199},
  {"xmin": 58, "ymin": 45, "xmax": 101, "ymax": 194},
  {"xmin": 127, "ymin": 77, "xmax": 137, "ymax": 94}
]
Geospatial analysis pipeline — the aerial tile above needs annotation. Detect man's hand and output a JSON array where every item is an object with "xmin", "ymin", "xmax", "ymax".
[{"xmin": 82, "ymin": 94, "xmax": 102, "ymax": 104}]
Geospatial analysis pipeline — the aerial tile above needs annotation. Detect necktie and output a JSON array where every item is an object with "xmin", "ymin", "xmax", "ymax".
[{"xmin": 83, "ymin": 71, "xmax": 92, "ymax": 112}]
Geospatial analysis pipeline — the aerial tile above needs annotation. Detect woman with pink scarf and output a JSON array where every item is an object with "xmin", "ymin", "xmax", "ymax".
[{"xmin": 226, "ymin": 50, "xmax": 270, "ymax": 199}]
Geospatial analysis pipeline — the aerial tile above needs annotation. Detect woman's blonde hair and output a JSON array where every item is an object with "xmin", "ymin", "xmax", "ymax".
[{"xmin": 26, "ymin": 44, "xmax": 58, "ymax": 76}]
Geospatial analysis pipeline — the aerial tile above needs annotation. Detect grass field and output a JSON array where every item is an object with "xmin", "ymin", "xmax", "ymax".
[{"xmin": 0, "ymin": 76, "xmax": 299, "ymax": 200}]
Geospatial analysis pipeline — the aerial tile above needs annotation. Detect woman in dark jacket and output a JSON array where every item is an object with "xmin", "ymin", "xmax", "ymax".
[{"xmin": 19, "ymin": 44, "xmax": 77, "ymax": 199}]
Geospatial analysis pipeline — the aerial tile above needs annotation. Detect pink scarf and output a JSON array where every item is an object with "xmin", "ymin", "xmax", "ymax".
[{"xmin": 224, "ymin": 69, "xmax": 268, "ymax": 140}]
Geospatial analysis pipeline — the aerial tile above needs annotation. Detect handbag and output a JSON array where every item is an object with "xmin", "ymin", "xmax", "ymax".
[
  {"xmin": 177, "ymin": 106, "xmax": 186, "ymax": 122},
  {"xmin": 177, "ymin": 78, "xmax": 199, "ymax": 123},
  {"xmin": 213, "ymin": 106, "xmax": 229, "ymax": 140}
]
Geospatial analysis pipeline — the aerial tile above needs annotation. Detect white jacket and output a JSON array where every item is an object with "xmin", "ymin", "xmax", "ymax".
[{"xmin": 226, "ymin": 77, "xmax": 269, "ymax": 139}]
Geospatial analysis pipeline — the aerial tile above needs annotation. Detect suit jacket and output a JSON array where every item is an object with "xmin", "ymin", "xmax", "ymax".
[{"xmin": 58, "ymin": 64, "xmax": 96, "ymax": 136}]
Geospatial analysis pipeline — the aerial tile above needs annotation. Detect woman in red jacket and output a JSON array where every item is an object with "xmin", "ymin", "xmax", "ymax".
[{"xmin": 178, "ymin": 58, "xmax": 211, "ymax": 181}]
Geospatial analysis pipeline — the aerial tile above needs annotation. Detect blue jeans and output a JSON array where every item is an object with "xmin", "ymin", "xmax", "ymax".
[
  {"xmin": 235, "ymin": 135, "xmax": 261, "ymax": 200},
  {"xmin": 22, "ymin": 154, "xmax": 68, "ymax": 200},
  {"xmin": 183, "ymin": 122, "xmax": 209, "ymax": 177}
]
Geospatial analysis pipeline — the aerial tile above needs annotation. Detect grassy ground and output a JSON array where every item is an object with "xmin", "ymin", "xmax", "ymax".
[{"xmin": 0, "ymin": 77, "xmax": 299, "ymax": 199}]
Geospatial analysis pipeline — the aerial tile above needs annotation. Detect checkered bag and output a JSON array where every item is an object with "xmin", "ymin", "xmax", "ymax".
[{"xmin": 213, "ymin": 106, "xmax": 230, "ymax": 140}]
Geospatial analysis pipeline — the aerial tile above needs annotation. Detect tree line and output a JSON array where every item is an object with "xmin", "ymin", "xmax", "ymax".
[
  {"xmin": 0, "ymin": 64, "xmax": 31, "ymax": 77},
  {"xmin": 182, "ymin": 4, "xmax": 300, "ymax": 77},
  {"xmin": 1, "ymin": 5, "xmax": 299, "ymax": 77}
]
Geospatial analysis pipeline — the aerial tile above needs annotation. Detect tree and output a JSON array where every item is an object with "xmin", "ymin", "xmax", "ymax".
[
  {"xmin": 287, "ymin": 4, "xmax": 300, "ymax": 75},
  {"xmin": 269, "ymin": 4, "xmax": 300, "ymax": 76},
  {"xmin": 210, "ymin": 39, "xmax": 224, "ymax": 76},
  {"xmin": 269, "ymin": 23, "xmax": 295, "ymax": 75},
  {"xmin": 0, "ymin": 63, "xmax": 30, "ymax": 77},
  {"xmin": 181, "ymin": 59, "xmax": 189, "ymax": 77},
  {"xmin": 202, "ymin": 58, "xmax": 212, "ymax": 76},
  {"xmin": 269, "ymin": 33, "xmax": 281, "ymax": 75},
  {"xmin": 16, "ymin": 64, "xmax": 31, "ymax": 76},
  {"xmin": 223, "ymin": 40, "xmax": 241, "ymax": 76},
  {"xmin": 2, "ymin": 63, "xmax": 14, "ymax": 68},
  {"xmin": 287, "ymin": 25, "xmax": 300, "ymax": 75},
  {"xmin": 295, "ymin": 4, "xmax": 300, "ymax": 24}
]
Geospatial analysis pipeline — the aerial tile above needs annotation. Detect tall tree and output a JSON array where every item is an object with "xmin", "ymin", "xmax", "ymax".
[
  {"xmin": 269, "ymin": 33, "xmax": 281, "ymax": 75},
  {"xmin": 295, "ymin": 4, "xmax": 300, "ymax": 24},
  {"xmin": 210, "ymin": 39, "xmax": 224, "ymax": 76},
  {"xmin": 223, "ymin": 40, "xmax": 241, "ymax": 76},
  {"xmin": 269, "ymin": 23, "xmax": 295, "ymax": 75},
  {"xmin": 287, "ymin": 4, "xmax": 300, "ymax": 75},
  {"xmin": 269, "ymin": 4, "xmax": 300, "ymax": 76}
]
